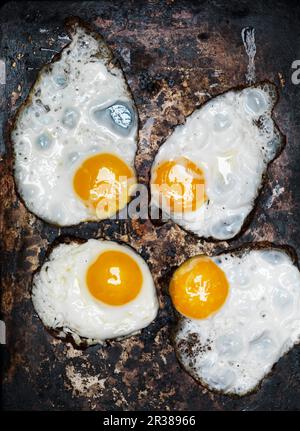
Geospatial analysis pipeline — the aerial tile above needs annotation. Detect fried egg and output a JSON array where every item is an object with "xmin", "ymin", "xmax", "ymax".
[
  {"xmin": 171, "ymin": 246, "xmax": 300, "ymax": 395},
  {"xmin": 151, "ymin": 83, "xmax": 284, "ymax": 240},
  {"xmin": 32, "ymin": 239, "xmax": 159, "ymax": 345},
  {"xmin": 12, "ymin": 18, "xmax": 138, "ymax": 226}
]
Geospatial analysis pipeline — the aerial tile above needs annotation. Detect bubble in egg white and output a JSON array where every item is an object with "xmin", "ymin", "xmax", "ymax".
[
  {"xmin": 279, "ymin": 267, "xmax": 299, "ymax": 288},
  {"xmin": 199, "ymin": 356, "xmax": 217, "ymax": 371},
  {"xmin": 31, "ymin": 102, "xmax": 48, "ymax": 119},
  {"xmin": 245, "ymin": 89, "xmax": 267, "ymax": 115},
  {"xmin": 213, "ymin": 172, "xmax": 237, "ymax": 199},
  {"xmin": 49, "ymin": 205, "xmax": 65, "ymax": 224},
  {"xmin": 214, "ymin": 112, "xmax": 232, "ymax": 132},
  {"xmin": 264, "ymin": 130, "xmax": 282, "ymax": 161},
  {"xmin": 92, "ymin": 107, "xmax": 106, "ymax": 123},
  {"xmin": 67, "ymin": 152, "xmax": 80, "ymax": 164},
  {"xmin": 108, "ymin": 103, "xmax": 132, "ymax": 129},
  {"xmin": 250, "ymin": 331, "xmax": 276, "ymax": 360},
  {"xmin": 229, "ymin": 265, "xmax": 250, "ymax": 288},
  {"xmin": 185, "ymin": 124, "xmax": 208, "ymax": 150},
  {"xmin": 62, "ymin": 108, "xmax": 80, "ymax": 129},
  {"xmin": 39, "ymin": 114, "xmax": 53, "ymax": 126},
  {"xmin": 272, "ymin": 287, "xmax": 294, "ymax": 311},
  {"xmin": 205, "ymin": 368, "xmax": 236, "ymax": 391},
  {"xmin": 53, "ymin": 74, "xmax": 68, "ymax": 89},
  {"xmin": 36, "ymin": 132, "xmax": 52, "ymax": 150},
  {"xmin": 259, "ymin": 115, "xmax": 274, "ymax": 140},
  {"xmin": 88, "ymin": 145, "xmax": 101, "ymax": 154},
  {"xmin": 23, "ymin": 184, "xmax": 40, "ymax": 198},
  {"xmin": 260, "ymin": 249, "xmax": 288, "ymax": 265},
  {"xmin": 266, "ymin": 138, "xmax": 278, "ymax": 156},
  {"xmin": 216, "ymin": 333, "xmax": 244, "ymax": 356},
  {"xmin": 210, "ymin": 214, "xmax": 243, "ymax": 239}
]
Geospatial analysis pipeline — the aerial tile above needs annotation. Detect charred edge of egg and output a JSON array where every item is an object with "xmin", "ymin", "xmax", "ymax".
[
  {"xmin": 31, "ymin": 235, "xmax": 88, "ymax": 348},
  {"xmin": 31, "ymin": 236, "xmax": 155, "ymax": 348},
  {"xmin": 45, "ymin": 322, "xmax": 142, "ymax": 349},
  {"xmin": 39, "ymin": 314, "xmax": 143, "ymax": 349},
  {"xmin": 170, "ymin": 241, "xmax": 299, "ymax": 397},
  {"xmin": 43, "ymin": 321, "xmax": 143, "ymax": 349},
  {"xmin": 10, "ymin": 16, "xmax": 139, "ymax": 227},
  {"xmin": 149, "ymin": 81, "xmax": 286, "ymax": 242}
]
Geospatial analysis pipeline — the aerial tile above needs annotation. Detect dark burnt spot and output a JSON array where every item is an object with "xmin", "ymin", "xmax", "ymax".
[
  {"xmin": 139, "ymin": 245, "xmax": 151, "ymax": 262},
  {"xmin": 138, "ymin": 71, "xmax": 163, "ymax": 95},
  {"xmin": 131, "ymin": 48, "xmax": 154, "ymax": 70},
  {"xmin": 135, "ymin": 156, "xmax": 152, "ymax": 175},
  {"xmin": 166, "ymin": 243, "xmax": 177, "ymax": 258},
  {"xmin": 125, "ymin": 356, "xmax": 140, "ymax": 370},
  {"xmin": 107, "ymin": 344, "xmax": 123, "ymax": 363},
  {"xmin": 198, "ymin": 32, "xmax": 209, "ymax": 41},
  {"xmin": 156, "ymin": 91, "xmax": 166, "ymax": 108},
  {"xmin": 230, "ymin": 6, "xmax": 250, "ymax": 19}
]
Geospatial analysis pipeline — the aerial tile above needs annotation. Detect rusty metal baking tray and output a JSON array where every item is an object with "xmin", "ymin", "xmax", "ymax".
[{"xmin": 1, "ymin": 0, "xmax": 300, "ymax": 411}]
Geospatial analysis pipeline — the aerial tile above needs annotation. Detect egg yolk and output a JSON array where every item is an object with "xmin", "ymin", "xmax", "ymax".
[
  {"xmin": 152, "ymin": 157, "xmax": 207, "ymax": 213},
  {"xmin": 86, "ymin": 250, "xmax": 143, "ymax": 306},
  {"xmin": 169, "ymin": 256, "xmax": 229, "ymax": 319},
  {"xmin": 73, "ymin": 153, "xmax": 136, "ymax": 219}
]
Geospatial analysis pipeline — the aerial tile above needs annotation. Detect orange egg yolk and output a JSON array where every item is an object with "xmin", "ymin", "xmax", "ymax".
[
  {"xmin": 169, "ymin": 256, "xmax": 229, "ymax": 319},
  {"xmin": 73, "ymin": 153, "xmax": 136, "ymax": 219},
  {"xmin": 86, "ymin": 250, "xmax": 143, "ymax": 306},
  {"xmin": 152, "ymin": 157, "xmax": 207, "ymax": 213}
]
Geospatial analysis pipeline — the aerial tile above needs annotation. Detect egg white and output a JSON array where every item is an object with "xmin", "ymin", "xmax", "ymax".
[
  {"xmin": 174, "ymin": 247, "xmax": 300, "ymax": 395},
  {"xmin": 32, "ymin": 239, "xmax": 159, "ymax": 345},
  {"xmin": 151, "ymin": 83, "xmax": 284, "ymax": 240},
  {"xmin": 12, "ymin": 18, "xmax": 138, "ymax": 226}
]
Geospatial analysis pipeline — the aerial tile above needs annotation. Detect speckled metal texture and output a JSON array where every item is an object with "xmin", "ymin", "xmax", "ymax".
[{"xmin": 1, "ymin": 0, "xmax": 300, "ymax": 411}]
